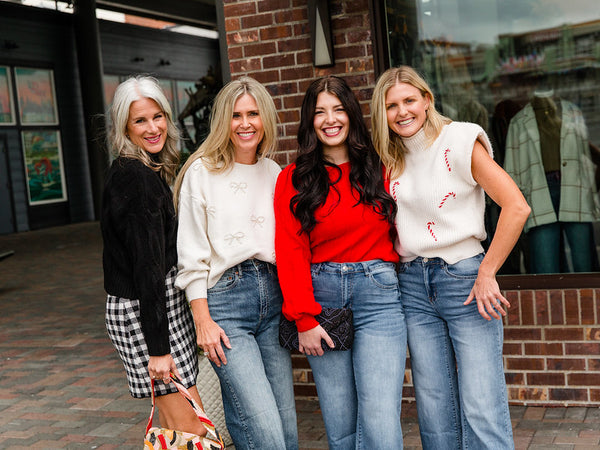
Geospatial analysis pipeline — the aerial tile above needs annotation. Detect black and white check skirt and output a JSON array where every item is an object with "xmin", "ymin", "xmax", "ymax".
[{"xmin": 105, "ymin": 266, "xmax": 198, "ymax": 398}]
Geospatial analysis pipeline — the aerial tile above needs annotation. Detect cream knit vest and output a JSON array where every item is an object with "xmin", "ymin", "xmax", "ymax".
[{"xmin": 391, "ymin": 122, "xmax": 493, "ymax": 264}]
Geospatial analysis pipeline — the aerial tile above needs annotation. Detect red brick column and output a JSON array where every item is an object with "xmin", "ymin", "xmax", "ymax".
[{"xmin": 223, "ymin": 0, "xmax": 376, "ymax": 164}]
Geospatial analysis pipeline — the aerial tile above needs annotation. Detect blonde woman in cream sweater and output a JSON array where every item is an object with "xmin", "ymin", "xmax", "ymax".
[{"xmin": 173, "ymin": 77, "xmax": 297, "ymax": 450}]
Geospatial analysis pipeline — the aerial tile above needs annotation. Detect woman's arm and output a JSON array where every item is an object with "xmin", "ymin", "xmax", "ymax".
[
  {"xmin": 274, "ymin": 167, "xmax": 334, "ymax": 355},
  {"xmin": 465, "ymin": 141, "xmax": 531, "ymax": 320},
  {"xmin": 175, "ymin": 168, "xmax": 231, "ymax": 367}
]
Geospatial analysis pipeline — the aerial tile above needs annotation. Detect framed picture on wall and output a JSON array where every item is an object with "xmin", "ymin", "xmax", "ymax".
[
  {"xmin": 158, "ymin": 78, "xmax": 175, "ymax": 108},
  {"xmin": 0, "ymin": 66, "xmax": 16, "ymax": 125},
  {"xmin": 15, "ymin": 67, "xmax": 59, "ymax": 125},
  {"xmin": 176, "ymin": 80, "xmax": 198, "ymax": 145},
  {"xmin": 103, "ymin": 74, "xmax": 121, "ymax": 109},
  {"xmin": 21, "ymin": 129, "xmax": 67, "ymax": 205}
]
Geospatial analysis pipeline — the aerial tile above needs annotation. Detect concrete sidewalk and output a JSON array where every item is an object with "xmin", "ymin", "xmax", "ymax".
[{"xmin": 0, "ymin": 222, "xmax": 599, "ymax": 449}]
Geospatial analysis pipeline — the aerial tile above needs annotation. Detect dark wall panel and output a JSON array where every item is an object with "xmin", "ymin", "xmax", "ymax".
[
  {"xmin": 99, "ymin": 20, "xmax": 219, "ymax": 81},
  {"xmin": 0, "ymin": 4, "xmax": 93, "ymax": 231},
  {"xmin": 1, "ymin": 3, "xmax": 219, "ymax": 233}
]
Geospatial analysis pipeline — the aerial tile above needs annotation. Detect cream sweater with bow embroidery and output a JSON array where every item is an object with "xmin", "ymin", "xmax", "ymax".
[
  {"xmin": 390, "ymin": 122, "xmax": 493, "ymax": 264},
  {"xmin": 175, "ymin": 157, "xmax": 281, "ymax": 301}
]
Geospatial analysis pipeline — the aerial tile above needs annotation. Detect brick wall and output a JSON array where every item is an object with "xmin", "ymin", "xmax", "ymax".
[
  {"xmin": 223, "ymin": 0, "xmax": 376, "ymax": 165},
  {"xmin": 502, "ymin": 288, "xmax": 600, "ymax": 406},
  {"xmin": 222, "ymin": 1, "xmax": 600, "ymax": 407},
  {"xmin": 292, "ymin": 288, "xmax": 600, "ymax": 407}
]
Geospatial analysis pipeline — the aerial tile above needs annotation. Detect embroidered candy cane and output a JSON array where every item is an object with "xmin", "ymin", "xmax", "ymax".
[
  {"xmin": 443, "ymin": 148, "xmax": 452, "ymax": 172},
  {"xmin": 438, "ymin": 192, "xmax": 456, "ymax": 208},
  {"xmin": 427, "ymin": 221, "xmax": 437, "ymax": 241},
  {"xmin": 392, "ymin": 181, "xmax": 400, "ymax": 201}
]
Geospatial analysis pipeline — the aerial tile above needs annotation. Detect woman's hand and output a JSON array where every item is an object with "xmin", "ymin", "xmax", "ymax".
[
  {"xmin": 464, "ymin": 270, "xmax": 510, "ymax": 321},
  {"xmin": 190, "ymin": 298, "xmax": 231, "ymax": 367},
  {"xmin": 299, "ymin": 325, "xmax": 335, "ymax": 356},
  {"xmin": 148, "ymin": 354, "xmax": 181, "ymax": 383}
]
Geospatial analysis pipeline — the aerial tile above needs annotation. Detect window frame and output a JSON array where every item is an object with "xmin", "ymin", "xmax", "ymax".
[{"xmin": 370, "ymin": 0, "xmax": 600, "ymax": 290}]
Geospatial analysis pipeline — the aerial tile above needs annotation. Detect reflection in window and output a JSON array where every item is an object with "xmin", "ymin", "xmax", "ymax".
[{"xmin": 384, "ymin": 0, "xmax": 600, "ymax": 274}]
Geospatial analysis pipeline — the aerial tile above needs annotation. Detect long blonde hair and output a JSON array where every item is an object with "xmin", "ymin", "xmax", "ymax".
[
  {"xmin": 108, "ymin": 75, "xmax": 180, "ymax": 184},
  {"xmin": 371, "ymin": 66, "xmax": 451, "ymax": 179},
  {"xmin": 173, "ymin": 76, "xmax": 278, "ymax": 209}
]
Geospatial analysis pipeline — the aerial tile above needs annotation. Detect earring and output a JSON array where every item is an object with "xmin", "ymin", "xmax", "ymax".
[{"xmin": 126, "ymin": 134, "xmax": 130, "ymax": 139}]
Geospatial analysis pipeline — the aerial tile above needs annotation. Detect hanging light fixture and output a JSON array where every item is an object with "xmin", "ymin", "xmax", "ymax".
[{"xmin": 308, "ymin": 0, "xmax": 335, "ymax": 68}]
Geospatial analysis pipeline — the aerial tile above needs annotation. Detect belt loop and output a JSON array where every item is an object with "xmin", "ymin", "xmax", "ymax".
[
  {"xmin": 361, "ymin": 261, "xmax": 370, "ymax": 276},
  {"xmin": 236, "ymin": 262, "xmax": 243, "ymax": 278},
  {"xmin": 311, "ymin": 263, "xmax": 321, "ymax": 275}
]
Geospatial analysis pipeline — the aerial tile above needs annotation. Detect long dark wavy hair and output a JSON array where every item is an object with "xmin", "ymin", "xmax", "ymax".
[{"xmin": 291, "ymin": 76, "xmax": 397, "ymax": 234}]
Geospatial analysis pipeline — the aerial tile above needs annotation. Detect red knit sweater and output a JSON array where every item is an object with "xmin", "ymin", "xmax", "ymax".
[{"xmin": 274, "ymin": 162, "xmax": 399, "ymax": 332}]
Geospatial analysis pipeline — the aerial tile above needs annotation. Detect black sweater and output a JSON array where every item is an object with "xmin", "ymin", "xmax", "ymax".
[{"xmin": 101, "ymin": 157, "xmax": 178, "ymax": 356}]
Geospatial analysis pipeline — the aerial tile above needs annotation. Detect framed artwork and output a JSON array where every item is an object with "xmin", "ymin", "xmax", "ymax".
[
  {"xmin": 0, "ymin": 66, "xmax": 16, "ymax": 125},
  {"xmin": 176, "ymin": 80, "xmax": 198, "ymax": 144},
  {"xmin": 103, "ymin": 74, "xmax": 121, "ymax": 108},
  {"xmin": 15, "ymin": 67, "xmax": 59, "ymax": 125},
  {"xmin": 21, "ymin": 129, "xmax": 67, "ymax": 205},
  {"xmin": 176, "ymin": 80, "xmax": 196, "ymax": 122},
  {"xmin": 158, "ymin": 78, "xmax": 175, "ymax": 108}
]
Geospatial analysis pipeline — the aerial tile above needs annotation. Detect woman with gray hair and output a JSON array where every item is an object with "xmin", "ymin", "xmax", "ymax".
[
  {"xmin": 101, "ymin": 75, "xmax": 206, "ymax": 436},
  {"xmin": 173, "ymin": 76, "xmax": 298, "ymax": 449}
]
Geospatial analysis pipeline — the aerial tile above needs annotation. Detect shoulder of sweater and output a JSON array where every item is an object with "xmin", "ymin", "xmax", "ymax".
[
  {"xmin": 279, "ymin": 162, "xmax": 296, "ymax": 177},
  {"xmin": 261, "ymin": 157, "xmax": 282, "ymax": 172},
  {"xmin": 106, "ymin": 158, "xmax": 172, "ymax": 214},
  {"xmin": 274, "ymin": 163, "xmax": 297, "ymax": 198},
  {"xmin": 445, "ymin": 122, "xmax": 491, "ymax": 151},
  {"xmin": 276, "ymin": 163, "xmax": 297, "ymax": 186},
  {"xmin": 446, "ymin": 121, "xmax": 484, "ymax": 135},
  {"xmin": 109, "ymin": 157, "xmax": 163, "ymax": 185},
  {"xmin": 107, "ymin": 158, "xmax": 163, "ymax": 191}
]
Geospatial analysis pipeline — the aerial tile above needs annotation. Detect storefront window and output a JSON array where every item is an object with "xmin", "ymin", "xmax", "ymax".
[{"xmin": 383, "ymin": 0, "xmax": 600, "ymax": 275}]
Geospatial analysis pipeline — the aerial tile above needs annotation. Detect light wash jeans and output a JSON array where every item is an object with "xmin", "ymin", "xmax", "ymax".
[
  {"xmin": 398, "ymin": 254, "xmax": 514, "ymax": 450},
  {"xmin": 207, "ymin": 259, "xmax": 298, "ymax": 450},
  {"xmin": 307, "ymin": 260, "xmax": 406, "ymax": 450}
]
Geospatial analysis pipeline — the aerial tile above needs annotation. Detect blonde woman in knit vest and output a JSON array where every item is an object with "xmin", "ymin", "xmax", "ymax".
[{"xmin": 371, "ymin": 66, "xmax": 530, "ymax": 450}]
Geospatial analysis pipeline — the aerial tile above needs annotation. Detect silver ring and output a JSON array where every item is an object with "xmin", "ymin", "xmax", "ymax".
[{"xmin": 204, "ymin": 351, "xmax": 210, "ymax": 357}]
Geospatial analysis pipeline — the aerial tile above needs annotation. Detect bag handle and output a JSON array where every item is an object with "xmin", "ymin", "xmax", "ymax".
[{"xmin": 145, "ymin": 373, "xmax": 223, "ymax": 445}]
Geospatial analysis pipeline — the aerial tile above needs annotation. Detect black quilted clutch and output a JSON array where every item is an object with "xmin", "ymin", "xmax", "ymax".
[{"xmin": 279, "ymin": 307, "xmax": 354, "ymax": 352}]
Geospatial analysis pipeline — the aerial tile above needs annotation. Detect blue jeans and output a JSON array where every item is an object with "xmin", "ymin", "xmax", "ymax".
[
  {"xmin": 398, "ymin": 254, "xmax": 514, "ymax": 450},
  {"xmin": 207, "ymin": 259, "xmax": 298, "ymax": 450},
  {"xmin": 307, "ymin": 260, "xmax": 407, "ymax": 450},
  {"xmin": 528, "ymin": 171, "xmax": 594, "ymax": 273}
]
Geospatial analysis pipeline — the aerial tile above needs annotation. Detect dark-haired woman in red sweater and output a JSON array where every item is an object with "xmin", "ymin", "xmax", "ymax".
[{"xmin": 274, "ymin": 76, "xmax": 407, "ymax": 450}]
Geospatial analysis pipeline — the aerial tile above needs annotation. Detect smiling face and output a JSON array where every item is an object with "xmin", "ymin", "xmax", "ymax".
[
  {"xmin": 385, "ymin": 82, "xmax": 430, "ymax": 139},
  {"xmin": 313, "ymin": 91, "xmax": 349, "ymax": 155},
  {"xmin": 126, "ymin": 97, "xmax": 167, "ymax": 154},
  {"xmin": 230, "ymin": 93, "xmax": 264, "ymax": 164}
]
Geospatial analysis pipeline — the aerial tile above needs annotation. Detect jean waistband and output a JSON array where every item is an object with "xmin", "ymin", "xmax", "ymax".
[
  {"xmin": 407, "ymin": 256, "xmax": 445, "ymax": 266},
  {"xmin": 234, "ymin": 258, "xmax": 276, "ymax": 276},
  {"xmin": 311, "ymin": 259, "xmax": 396, "ymax": 274},
  {"xmin": 403, "ymin": 253, "xmax": 484, "ymax": 267}
]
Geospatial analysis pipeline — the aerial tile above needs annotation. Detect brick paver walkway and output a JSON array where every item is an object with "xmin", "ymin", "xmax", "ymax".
[{"xmin": 0, "ymin": 222, "xmax": 599, "ymax": 449}]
